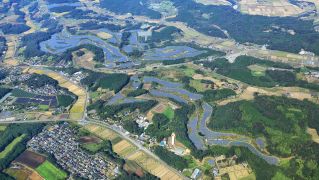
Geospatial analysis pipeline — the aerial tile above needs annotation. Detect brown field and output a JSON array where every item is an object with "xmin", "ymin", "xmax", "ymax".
[
  {"xmin": 239, "ymin": 0, "xmax": 304, "ymax": 17},
  {"xmin": 15, "ymin": 150, "xmax": 46, "ymax": 169},
  {"xmin": 73, "ymin": 49, "xmax": 96, "ymax": 69},
  {"xmin": 78, "ymin": 136, "xmax": 102, "ymax": 144},
  {"xmin": 218, "ymin": 85, "xmax": 318, "ymax": 105},
  {"xmin": 307, "ymin": 128, "xmax": 319, "ymax": 144},
  {"xmin": 84, "ymin": 124, "xmax": 183, "ymax": 179},
  {"xmin": 217, "ymin": 164, "xmax": 253, "ymax": 180},
  {"xmin": 127, "ymin": 151, "xmax": 183, "ymax": 180},
  {"xmin": 4, "ymin": 36, "xmax": 18, "ymax": 66},
  {"xmin": 5, "ymin": 164, "xmax": 43, "ymax": 180}
]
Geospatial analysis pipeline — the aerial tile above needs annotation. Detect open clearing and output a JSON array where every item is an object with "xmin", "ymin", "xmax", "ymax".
[
  {"xmin": 307, "ymin": 128, "xmax": 319, "ymax": 144},
  {"xmin": 15, "ymin": 150, "xmax": 46, "ymax": 169},
  {"xmin": 36, "ymin": 161, "xmax": 67, "ymax": 180},
  {"xmin": 4, "ymin": 36, "xmax": 18, "ymax": 66},
  {"xmin": 5, "ymin": 164, "xmax": 44, "ymax": 180},
  {"xmin": 73, "ymin": 49, "xmax": 96, "ymax": 69},
  {"xmin": 218, "ymin": 86, "xmax": 317, "ymax": 105}
]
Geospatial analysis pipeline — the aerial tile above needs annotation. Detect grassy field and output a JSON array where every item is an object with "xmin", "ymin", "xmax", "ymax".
[
  {"xmin": 0, "ymin": 134, "xmax": 26, "ymax": 159},
  {"xmin": 81, "ymin": 143, "xmax": 104, "ymax": 153},
  {"xmin": 38, "ymin": 105, "xmax": 49, "ymax": 111},
  {"xmin": 36, "ymin": 161, "xmax": 67, "ymax": 180},
  {"xmin": 163, "ymin": 107, "xmax": 174, "ymax": 120},
  {"xmin": 0, "ymin": 126, "xmax": 7, "ymax": 131}
]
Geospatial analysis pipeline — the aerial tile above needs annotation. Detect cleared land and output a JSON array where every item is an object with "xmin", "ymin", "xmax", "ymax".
[
  {"xmin": 5, "ymin": 164, "xmax": 44, "ymax": 180},
  {"xmin": 307, "ymin": 128, "xmax": 319, "ymax": 144},
  {"xmin": 15, "ymin": 150, "xmax": 46, "ymax": 169},
  {"xmin": 4, "ymin": 36, "xmax": 18, "ymax": 66}
]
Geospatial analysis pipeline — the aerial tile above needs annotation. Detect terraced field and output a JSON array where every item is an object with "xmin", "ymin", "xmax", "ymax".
[{"xmin": 84, "ymin": 124, "xmax": 183, "ymax": 180}]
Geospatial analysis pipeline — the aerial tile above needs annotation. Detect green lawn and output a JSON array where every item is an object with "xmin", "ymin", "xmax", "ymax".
[
  {"xmin": 36, "ymin": 161, "xmax": 67, "ymax": 180},
  {"xmin": 0, "ymin": 126, "xmax": 6, "ymax": 131},
  {"xmin": 0, "ymin": 134, "xmax": 26, "ymax": 159},
  {"xmin": 38, "ymin": 105, "xmax": 49, "ymax": 111},
  {"xmin": 81, "ymin": 143, "xmax": 104, "ymax": 153},
  {"xmin": 163, "ymin": 107, "xmax": 174, "ymax": 120}
]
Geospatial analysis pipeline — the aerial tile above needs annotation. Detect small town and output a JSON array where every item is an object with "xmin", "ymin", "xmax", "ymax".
[{"xmin": 27, "ymin": 123, "xmax": 119, "ymax": 179}]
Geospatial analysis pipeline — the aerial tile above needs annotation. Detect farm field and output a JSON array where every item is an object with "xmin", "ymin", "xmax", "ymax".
[
  {"xmin": 84, "ymin": 123, "xmax": 183, "ymax": 179},
  {"xmin": 5, "ymin": 164, "xmax": 43, "ymax": 180},
  {"xmin": 36, "ymin": 161, "xmax": 67, "ymax": 180}
]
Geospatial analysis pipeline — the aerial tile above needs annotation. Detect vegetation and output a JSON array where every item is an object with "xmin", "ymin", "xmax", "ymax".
[
  {"xmin": 209, "ymin": 95, "xmax": 319, "ymax": 157},
  {"xmin": 88, "ymin": 100, "xmax": 158, "ymax": 119},
  {"xmin": 0, "ymin": 123, "xmax": 44, "ymax": 170},
  {"xmin": 0, "ymin": 135, "xmax": 26, "ymax": 159},
  {"xmin": 0, "ymin": 88, "xmax": 11, "ymax": 99},
  {"xmin": 123, "ymin": 121, "xmax": 144, "ymax": 135},
  {"xmin": 163, "ymin": 107, "xmax": 174, "ymax": 120},
  {"xmin": 57, "ymin": 95, "xmax": 75, "ymax": 107},
  {"xmin": 81, "ymin": 72, "xmax": 129, "ymax": 93},
  {"xmin": 154, "ymin": 146, "xmax": 188, "ymax": 170},
  {"xmin": 197, "ymin": 56, "xmax": 319, "ymax": 90},
  {"xmin": 202, "ymin": 88, "xmax": 236, "ymax": 101},
  {"xmin": 171, "ymin": 0, "xmax": 319, "ymax": 55},
  {"xmin": 100, "ymin": 0, "xmax": 161, "ymax": 19},
  {"xmin": 25, "ymin": 74, "xmax": 58, "ymax": 89},
  {"xmin": 127, "ymin": 89, "xmax": 148, "ymax": 97},
  {"xmin": 11, "ymin": 89, "xmax": 36, "ymax": 98},
  {"xmin": 0, "ymin": 23, "xmax": 30, "ymax": 34},
  {"xmin": 36, "ymin": 161, "xmax": 68, "ymax": 180}
]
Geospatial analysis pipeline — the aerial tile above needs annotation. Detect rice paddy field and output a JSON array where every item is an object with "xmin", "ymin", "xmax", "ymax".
[{"xmin": 84, "ymin": 124, "xmax": 183, "ymax": 180}]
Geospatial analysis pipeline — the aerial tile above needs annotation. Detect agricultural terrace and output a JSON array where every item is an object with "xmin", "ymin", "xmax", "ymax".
[
  {"xmin": 36, "ymin": 161, "xmax": 67, "ymax": 180},
  {"xmin": 26, "ymin": 68, "xmax": 87, "ymax": 120},
  {"xmin": 84, "ymin": 124, "xmax": 183, "ymax": 180}
]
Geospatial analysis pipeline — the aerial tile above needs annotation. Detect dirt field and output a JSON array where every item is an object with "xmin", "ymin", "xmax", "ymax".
[
  {"xmin": 217, "ymin": 164, "xmax": 253, "ymax": 180},
  {"xmin": 307, "ymin": 128, "xmax": 319, "ymax": 144},
  {"xmin": 4, "ymin": 36, "xmax": 18, "ymax": 66},
  {"xmin": 73, "ymin": 49, "xmax": 96, "ymax": 69},
  {"xmin": 5, "ymin": 164, "xmax": 44, "ymax": 180},
  {"xmin": 218, "ymin": 86, "xmax": 317, "ymax": 105},
  {"xmin": 15, "ymin": 150, "xmax": 46, "ymax": 169},
  {"xmin": 78, "ymin": 136, "xmax": 102, "ymax": 144},
  {"xmin": 239, "ymin": 0, "xmax": 304, "ymax": 17},
  {"xmin": 96, "ymin": 32, "xmax": 112, "ymax": 39}
]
